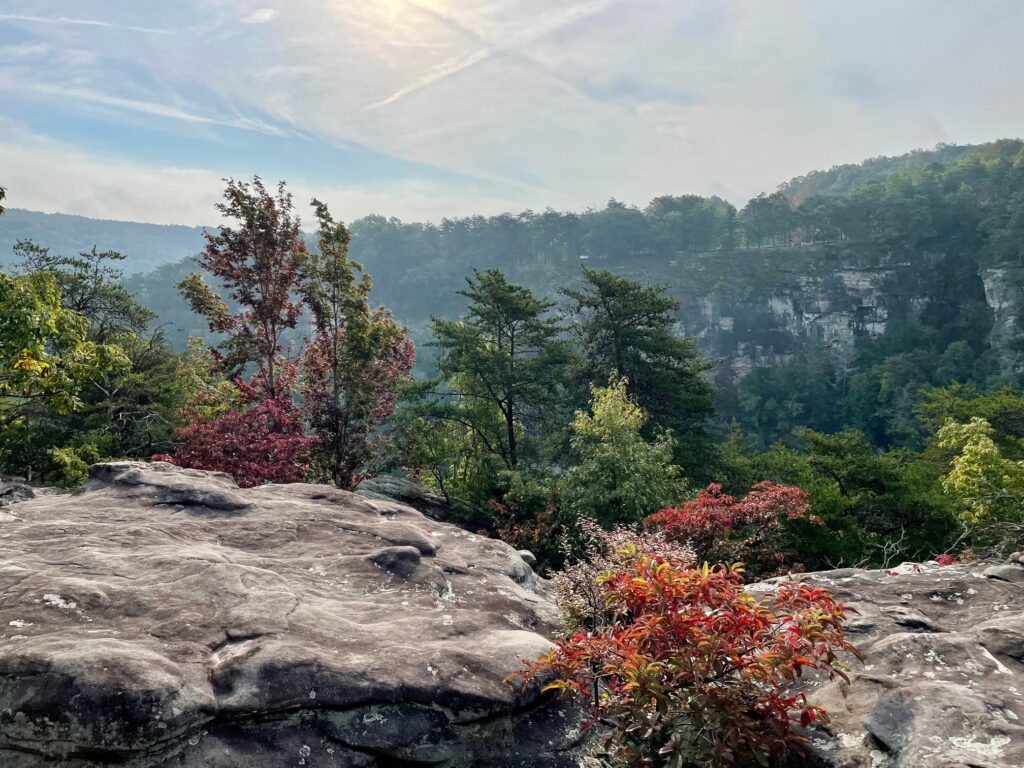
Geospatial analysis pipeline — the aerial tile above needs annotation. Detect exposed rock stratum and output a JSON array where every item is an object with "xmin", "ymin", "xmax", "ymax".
[
  {"xmin": 765, "ymin": 560, "xmax": 1024, "ymax": 768},
  {"xmin": 0, "ymin": 462, "xmax": 582, "ymax": 767}
]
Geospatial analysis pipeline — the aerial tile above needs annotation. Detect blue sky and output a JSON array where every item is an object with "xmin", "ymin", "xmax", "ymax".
[{"xmin": 1, "ymin": 0, "xmax": 1022, "ymax": 225}]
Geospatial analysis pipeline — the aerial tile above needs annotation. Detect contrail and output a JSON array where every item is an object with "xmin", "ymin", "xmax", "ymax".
[
  {"xmin": 10, "ymin": 82, "xmax": 287, "ymax": 136},
  {"xmin": 0, "ymin": 14, "xmax": 175, "ymax": 35},
  {"xmin": 361, "ymin": 0, "xmax": 621, "ymax": 113}
]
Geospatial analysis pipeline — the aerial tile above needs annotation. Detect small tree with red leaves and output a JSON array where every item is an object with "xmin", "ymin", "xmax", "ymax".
[
  {"xmin": 645, "ymin": 482, "xmax": 818, "ymax": 577},
  {"xmin": 169, "ymin": 377, "xmax": 315, "ymax": 488},
  {"xmin": 178, "ymin": 177, "xmax": 307, "ymax": 400},
  {"xmin": 514, "ymin": 549, "xmax": 858, "ymax": 767}
]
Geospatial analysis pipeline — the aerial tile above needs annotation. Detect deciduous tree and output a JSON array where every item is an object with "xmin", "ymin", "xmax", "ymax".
[
  {"xmin": 559, "ymin": 376, "xmax": 681, "ymax": 527},
  {"xmin": 300, "ymin": 200, "xmax": 415, "ymax": 488},
  {"xmin": 179, "ymin": 177, "xmax": 307, "ymax": 399},
  {"xmin": 646, "ymin": 481, "xmax": 815, "ymax": 577}
]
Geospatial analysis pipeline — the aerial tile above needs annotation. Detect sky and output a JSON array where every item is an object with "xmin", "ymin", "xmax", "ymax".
[{"xmin": 1, "ymin": 0, "xmax": 1023, "ymax": 226}]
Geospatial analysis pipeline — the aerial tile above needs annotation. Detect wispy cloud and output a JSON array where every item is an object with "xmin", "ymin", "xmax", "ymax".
[
  {"xmin": 3, "ymin": 0, "xmax": 1024, "ymax": 225},
  {"xmin": 0, "ymin": 14, "xmax": 175, "ymax": 35},
  {"xmin": 241, "ymin": 8, "xmax": 277, "ymax": 24},
  {"xmin": 5, "ymin": 81, "xmax": 289, "ymax": 136},
  {"xmin": 361, "ymin": 0, "xmax": 622, "ymax": 112}
]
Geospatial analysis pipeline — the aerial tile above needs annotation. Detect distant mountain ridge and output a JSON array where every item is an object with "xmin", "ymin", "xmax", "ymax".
[
  {"xmin": 4, "ymin": 141, "xmax": 1020, "ymax": 276},
  {"xmin": 779, "ymin": 140, "xmax": 1022, "ymax": 203},
  {"xmin": 0, "ymin": 208, "xmax": 207, "ymax": 274}
]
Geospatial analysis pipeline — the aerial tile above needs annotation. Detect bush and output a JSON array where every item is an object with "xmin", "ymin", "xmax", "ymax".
[
  {"xmin": 549, "ymin": 518, "xmax": 695, "ymax": 633},
  {"xmin": 170, "ymin": 397, "xmax": 315, "ymax": 487},
  {"xmin": 645, "ymin": 482, "xmax": 816, "ymax": 578},
  {"xmin": 514, "ymin": 536, "xmax": 858, "ymax": 767}
]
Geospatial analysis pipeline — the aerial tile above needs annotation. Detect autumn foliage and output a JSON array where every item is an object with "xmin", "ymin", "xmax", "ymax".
[
  {"xmin": 645, "ymin": 482, "xmax": 816, "ymax": 577},
  {"xmin": 515, "ymin": 545, "xmax": 858, "ymax": 767},
  {"xmin": 166, "ymin": 388, "xmax": 315, "ymax": 488},
  {"xmin": 166, "ymin": 180, "xmax": 414, "ymax": 489}
]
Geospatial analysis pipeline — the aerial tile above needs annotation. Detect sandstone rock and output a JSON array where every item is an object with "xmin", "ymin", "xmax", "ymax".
[
  {"xmin": 517, "ymin": 550, "xmax": 538, "ymax": 567},
  {"xmin": 772, "ymin": 562, "xmax": 1024, "ymax": 768},
  {"xmin": 0, "ymin": 481, "xmax": 34, "ymax": 508},
  {"xmin": 0, "ymin": 462, "xmax": 583, "ymax": 767},
  {"xmin": 983, "ymin": 563, "xmax": 1024, "ymax": 584},
  {"xmin": 355, "ymin": 473, "xmax": 491, "ymax": 530}
]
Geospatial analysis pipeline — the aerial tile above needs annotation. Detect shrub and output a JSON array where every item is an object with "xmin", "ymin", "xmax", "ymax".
[
  {"xmin": 645, "ymin": 482, "xmax": 815, "ymax": 577},
  {"xmin": 170, "ymin": 397, "xmax": 315, "ymax": 487},
  {"xmin": 549, "ymin": 518, "xmax": 695, "ymax": 632},
  {"xmin": 515, "ymin": 544, "xmax": 858, "ymax": 767}
]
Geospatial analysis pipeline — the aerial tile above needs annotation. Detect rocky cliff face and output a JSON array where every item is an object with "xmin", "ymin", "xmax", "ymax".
[
  {"xmin": 982, "ymin": 265, "xmax": 1024, "ymax": 378},
  {"xmin": 0, "ymin": 462, "xmax": 583, "ymax": 767},
  {"xmin": 645, "ymin": 245, "xmax": 1012, "ymax": 382}
]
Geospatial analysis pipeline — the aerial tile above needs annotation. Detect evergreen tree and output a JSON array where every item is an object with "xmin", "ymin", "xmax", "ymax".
[
  {"xmin": 428, "ymin": 269, "xmax": 571, "ymax": 470},
  {"xmin": 562, "ymin": 268, "xmax": 715, "ymax": 478}
]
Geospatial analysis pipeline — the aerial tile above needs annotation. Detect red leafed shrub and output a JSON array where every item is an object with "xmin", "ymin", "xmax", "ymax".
[
  {"xmin": 171, "ymin": 397, "xmax": 316, "ymax": 487},
  {"xmin": 935, "ymin": 554, "xmax": 957, "ymax": 566},
  {"xmin": 645, "ymin": 482, "xmax": 815, "ymax": 577},
  {"xmin": 513, "ymin": 552, "xmax": 859, "ymax": 767}
]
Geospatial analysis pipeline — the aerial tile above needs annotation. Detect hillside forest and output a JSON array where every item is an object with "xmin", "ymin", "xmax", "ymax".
[{"xmin": 4, "ymin": 140, "xmax": 1024, "ymax": 581}]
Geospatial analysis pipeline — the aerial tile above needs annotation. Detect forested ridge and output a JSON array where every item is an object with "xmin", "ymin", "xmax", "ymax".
[{"xmin": 103, "ymin": 139, "xmax": 1024, "ymax": 450}]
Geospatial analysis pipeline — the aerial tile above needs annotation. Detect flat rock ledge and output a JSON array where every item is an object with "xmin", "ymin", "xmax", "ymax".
[
  {"xmin": 0, "ymin": 462, "xmax": 584, "ymax": 767},
  {"xmin": 757, "ymin": 560, "xmax": 1024, "ymax": 768}
]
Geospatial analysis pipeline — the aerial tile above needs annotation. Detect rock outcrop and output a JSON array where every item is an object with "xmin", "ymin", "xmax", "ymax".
[
  {"xmin": 0, "ymin": 480, "xmax": 35, "ymax": 508},
  {"xmin": 760, "ymin": 560, "xmax": 1024, "ymax": 768},
  {"xmin": 0, "ymin": 462, "xmax": 583, "ymax": 767},
  {"xmin": 355, "ymin": 473, "xmax": 491, "ymax": 531}
]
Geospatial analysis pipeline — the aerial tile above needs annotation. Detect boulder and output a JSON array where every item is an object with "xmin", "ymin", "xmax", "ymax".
[
  {"xmin": 760, "ymin": 561, "xmax": 1024, "ymax": 768},
  {"xmin": 0, "ymin": 481, "xmax": 34, "ymax": 508},
  {"xmin": 0, "ymin": 462, "xmax": 583, "ymax": 767}
]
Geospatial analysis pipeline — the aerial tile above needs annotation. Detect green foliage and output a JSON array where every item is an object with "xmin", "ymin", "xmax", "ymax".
[
  {"xmin": 0, "ymin": 270, "xmax": 124, "ymax": 428},
  {"xmin": 938, "ymin": 417, "xmax": 1024, "ymax": 526},
  {"xmin": 718, "ymin": 425, "xmax": 959, "ymax": 569},
  {"xmin": 12, "ymin": 242, "xmax": 155, "ymax": 342},
  {"xmin": 918, "ymin": 384, "xmax": 1024, "ymax": 459},
  {"xmin": 300, "ymin": 199, "xmax": 415, "ymax": 488},
  {"xmin": 0, "ymin": 237, "xmax": 196, "ymax": 481},
  {"xmin": 562, "ymin": 268, "xmax": 715, "ymax": 478},
  {"xmin": 427, "ymin": 269, "xmax": 572, "ymax": 470},
  {"xmin": 559, "ymin": 377, "xmax": 682, "ymax": 528},
  {"xmin": 48, "ymin": 443, "xmax": 103, "ymax": 487}
]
